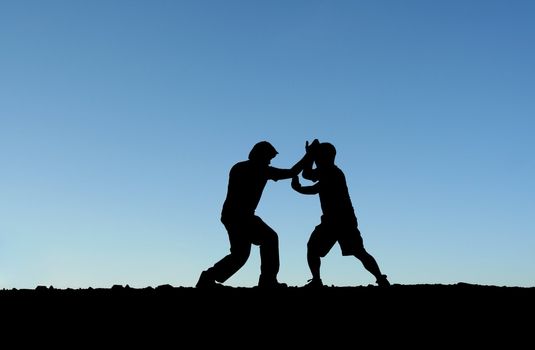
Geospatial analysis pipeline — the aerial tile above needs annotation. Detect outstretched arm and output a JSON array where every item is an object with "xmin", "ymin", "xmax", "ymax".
[{"xmin": 291, "ymin": 176, "xmax": 320, "ymax": 195}]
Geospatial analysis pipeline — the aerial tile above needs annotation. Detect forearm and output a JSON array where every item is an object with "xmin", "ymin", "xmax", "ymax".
[
  {"xmin": 290, "ymin": 152, "xmax": 312, "ymax": 177},
  {"xmin": 292, "ymin": 184, "xmax": 319, "ymax": 195},
  {"xmin": 291, "ymin": 176, "xmax": 319, "ymax": 195}
]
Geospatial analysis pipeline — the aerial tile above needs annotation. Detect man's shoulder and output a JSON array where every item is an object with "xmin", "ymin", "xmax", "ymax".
[
  {"xmin": 231, "ymin": 160, "xmax": 249, "ymax": 170},
  {"xmin": 332, "ymin": 165, "xmax": 347, "ymax": 176},
  {"xmin": 231, "ymin": 160, "xmax": 270, "ymax": 175}
]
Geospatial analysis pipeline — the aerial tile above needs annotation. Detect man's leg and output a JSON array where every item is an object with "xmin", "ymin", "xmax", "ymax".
[
  {"xmin": 351, "ymin": 228, "xmax": 390, "ymax": 287},
  {"xmin": 197, "ymin": 221, "xmax": 252, "ymax": 288},
  {"xmin": 251, "ymin": 216, "xmax": 286, "ymax": 287},
  {"xmin": 303, "ymin": 224, "xmax": 335, "ymax": 287}
]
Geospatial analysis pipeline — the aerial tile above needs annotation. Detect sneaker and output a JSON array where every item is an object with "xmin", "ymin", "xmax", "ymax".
[
  {"xmin": 302, "ymin": 278, "xmax": 324, "ymax": 288},
  {"xmin": 376, "ymin": 274, "xmax": 391, "ymax": 287},
  {"xmin": 196, "ymin": 270, "xmax": 219, "ymax": 288}
]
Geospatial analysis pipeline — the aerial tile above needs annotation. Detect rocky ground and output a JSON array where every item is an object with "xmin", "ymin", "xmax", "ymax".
[{"xmin": 2, "ymin": 283, "xmax": 533, "ymax": 345}]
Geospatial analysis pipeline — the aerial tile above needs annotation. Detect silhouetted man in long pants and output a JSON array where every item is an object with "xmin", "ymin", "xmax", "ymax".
[
  {"xmin": 291, "ymin": 141, "xmax": 390, "ymax": 288},
  {"xmin": 197, "ymin": 141, "xmax": 312, "ymax": 288}
]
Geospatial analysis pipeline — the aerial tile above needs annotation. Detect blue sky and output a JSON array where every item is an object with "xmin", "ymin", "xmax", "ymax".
[{"xmin": 1, "ymin": 0, "xmax": 534, "ymax": 288}]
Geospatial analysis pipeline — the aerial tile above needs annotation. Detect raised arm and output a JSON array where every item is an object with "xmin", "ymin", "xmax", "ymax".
[
  {"xmin": 268, "ymin": 139, "xmax": 319, "ymax": 181},
  {"xmin": 302, "ymin": 139, "xmax": 319, "ymax": 182}
]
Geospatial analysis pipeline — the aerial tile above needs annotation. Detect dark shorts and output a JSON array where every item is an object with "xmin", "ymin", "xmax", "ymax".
[{"xmin": 307, "ymin": 221, "xmax": 365, "ymax": 257}]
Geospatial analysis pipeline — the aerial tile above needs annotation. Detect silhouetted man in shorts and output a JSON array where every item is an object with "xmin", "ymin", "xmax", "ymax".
[
  {"xmin": 291, "ymin": 141, "xmax": 390, "ymax": 287},
  {"xmin": 197, "ymin": 141, "xmax": 312, "ymax": 288}
]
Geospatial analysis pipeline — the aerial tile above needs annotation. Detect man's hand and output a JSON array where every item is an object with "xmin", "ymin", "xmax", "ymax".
[
  {"xmin": 291, "ymin": 176, "xmax": 301, "ymax": 190},
  {"xmin": 305, "ymin": 139, "xmax": 320, "ymax": 153}
]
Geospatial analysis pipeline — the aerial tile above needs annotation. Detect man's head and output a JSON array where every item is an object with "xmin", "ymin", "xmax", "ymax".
[
  {"xmin": 315, "ymin": 142, "xmax": 336, "ymax": 167},
  {"xmin": 249, "ymin": 141, "xmax": 278, "ymax": 164}
]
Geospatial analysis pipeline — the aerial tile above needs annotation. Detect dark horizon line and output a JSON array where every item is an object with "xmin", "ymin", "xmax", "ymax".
[{"xmin": 2, "ymin": 281, "xmax": 534, "ymax": 291}]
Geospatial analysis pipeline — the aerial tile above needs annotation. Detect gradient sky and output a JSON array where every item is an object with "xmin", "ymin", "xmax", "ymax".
[{"xmin": 1, "ymin": 0, "xmax": 534, "ymax": 289}]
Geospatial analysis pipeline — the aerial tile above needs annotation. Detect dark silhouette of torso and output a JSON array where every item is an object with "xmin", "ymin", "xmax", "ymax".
[
  {"xmin": 222, "ymin": 159, "xmax": 289, "ymax": 219},
  {"xmin": 316, "ymin": 165, "xmax": 357, "ymax": 224}
]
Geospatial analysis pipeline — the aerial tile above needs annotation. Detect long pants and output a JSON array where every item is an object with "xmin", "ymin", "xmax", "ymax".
[{"xmin": 210, "ymin": 215, "xmax": 280, "ymax": 283}]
